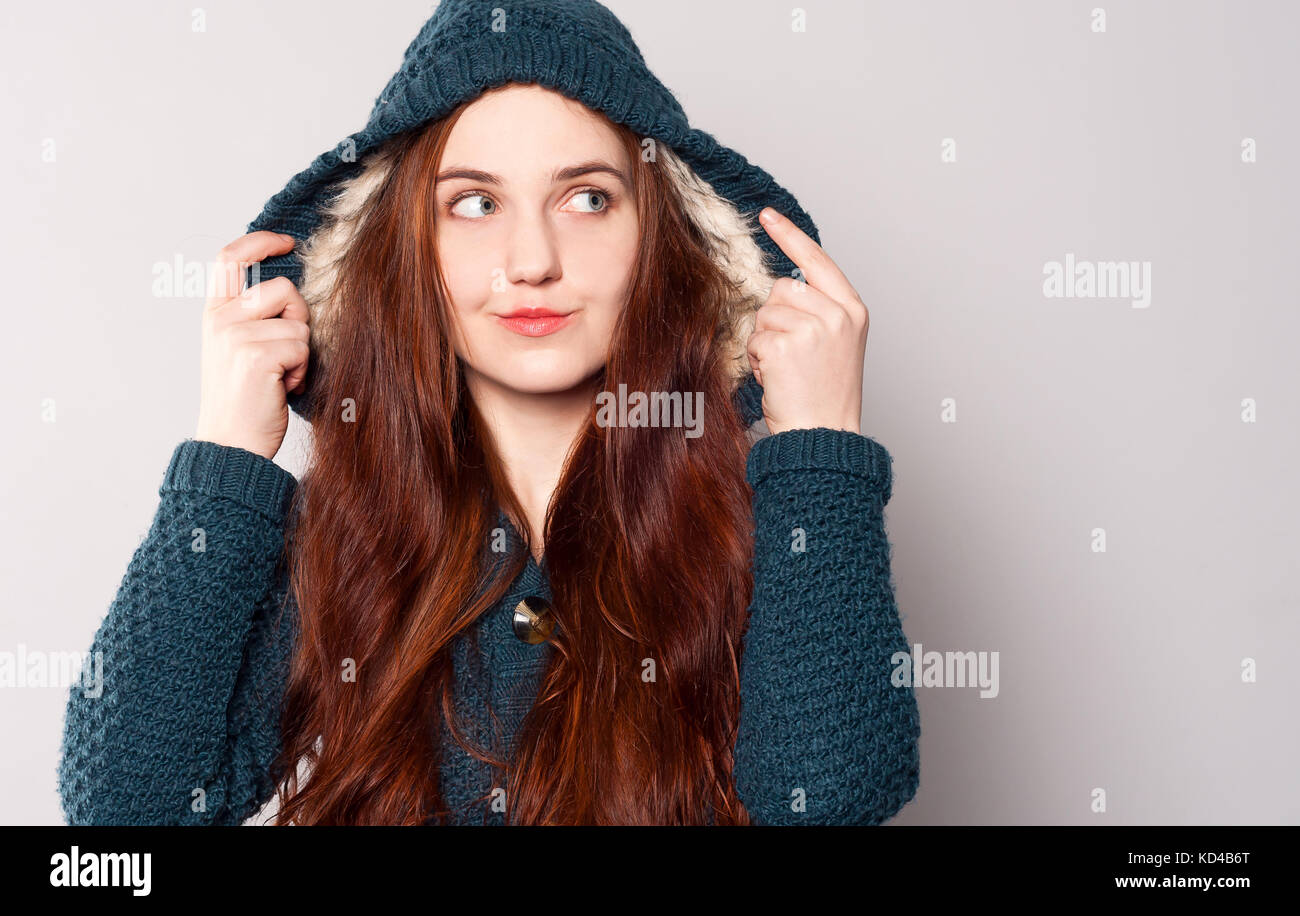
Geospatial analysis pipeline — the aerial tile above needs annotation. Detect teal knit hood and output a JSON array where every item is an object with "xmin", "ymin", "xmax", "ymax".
[{"xmin": 244, "ymin": 0, "xmax": 819, "ymax": 426}]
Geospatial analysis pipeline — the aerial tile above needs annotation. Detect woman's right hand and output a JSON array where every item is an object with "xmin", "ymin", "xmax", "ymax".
[{"xmin": 194, "ymin": 231, "xmax": 311, "ymax": 462}]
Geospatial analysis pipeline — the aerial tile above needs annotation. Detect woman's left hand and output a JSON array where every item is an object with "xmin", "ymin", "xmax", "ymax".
[{"xmin": 747, "ymin": 207, "xmax": 870, "ymax": 437}]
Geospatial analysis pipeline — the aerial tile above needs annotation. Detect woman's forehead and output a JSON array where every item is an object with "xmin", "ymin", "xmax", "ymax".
[{"xmin": 440, "ymin": 85, "xmax": 630, "ymax": 175}]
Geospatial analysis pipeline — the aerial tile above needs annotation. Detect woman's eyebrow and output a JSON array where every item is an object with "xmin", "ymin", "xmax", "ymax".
[{"xmin": 435, "ymin": 160, "xmax": 629, "ymax": 187}]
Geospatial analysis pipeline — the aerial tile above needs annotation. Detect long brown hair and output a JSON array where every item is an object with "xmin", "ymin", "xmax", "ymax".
[{"xmin": 269, "ymin": 87, "xmax": 756, "ymax": 825}]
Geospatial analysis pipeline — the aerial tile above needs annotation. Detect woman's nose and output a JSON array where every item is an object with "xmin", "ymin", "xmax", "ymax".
[{"xmin": 504, "ymin": 212, "xmax": 562, "ymax": 285}]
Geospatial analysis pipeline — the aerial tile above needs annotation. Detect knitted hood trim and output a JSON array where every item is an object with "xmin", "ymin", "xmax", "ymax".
[{"xmin": 292, "ymin": 139, "xmax": 778, "ymax": 396}]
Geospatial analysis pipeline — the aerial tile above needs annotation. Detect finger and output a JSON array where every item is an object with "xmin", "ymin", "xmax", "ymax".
[
  {"xmin": 245, "ymin": 337, "xmax": 312, "ymax": 391},
  {"xmin": 249, "ymin": 323, "xmax": 310, "ymax": 392},
  {"xmin": 746, "ymin": 327, "xmax": 780, "ymax": 370},
  {"xmin": 206, "ymin": 231, "xmax": 297, "ymax": 305},
  {"xmin": 231, "ymin": 315, "xmax": 312, "ymax": 393},
  {"xmin": 234, "ymin": 315, "xmax": 311, "ymax": 345},
  {"xmin": 754, "ymin": 300, "xmax": 815, "ymax": 334},
  {"xmin": 764, "ymin": 276, "xmax": 849, "ymax": 325},
  {"xmin": 745, "ymin": 347, "xmax": 763, "ymax": 389},
  {"xmin": 773, "ymin": 279, "xmax": 871, "ymax": 347},
  {"xmin": 218, "ymin": 275, "xmax": 311, "ymax": 327},
  {"xmin": 758, "ymin": 208, "xmax": 861, "ymax": 306}
]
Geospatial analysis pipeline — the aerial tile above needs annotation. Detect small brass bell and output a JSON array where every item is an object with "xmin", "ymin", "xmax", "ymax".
[{"xmin": 512, "ymin": 596, "xmax": 555, "ymax": 644}]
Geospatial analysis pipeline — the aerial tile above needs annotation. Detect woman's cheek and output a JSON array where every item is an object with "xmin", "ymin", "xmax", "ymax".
[{"xmin": 440, "ymin": 238, "xmax": 493, "ymax": 303}]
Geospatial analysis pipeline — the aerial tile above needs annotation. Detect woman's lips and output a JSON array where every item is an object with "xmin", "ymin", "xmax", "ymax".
[{"xmin": 495, "ymin": 313, "xmax": 576, "ymax": 337}]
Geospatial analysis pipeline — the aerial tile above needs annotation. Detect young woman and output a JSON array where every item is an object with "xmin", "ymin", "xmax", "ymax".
[{"xmin": 58, "ymin": 0, "xmax": 919, "ymax": 826}]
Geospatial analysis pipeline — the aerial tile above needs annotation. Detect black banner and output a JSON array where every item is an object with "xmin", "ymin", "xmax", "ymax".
[{"xmin": 3, "ymin": 825, "xmax": 1285, "ymax": 900}]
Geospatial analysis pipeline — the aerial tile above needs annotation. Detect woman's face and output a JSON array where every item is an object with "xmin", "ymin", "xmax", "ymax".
[{"xmin": 434, "ymin": 84, "xmax": 640, "ymax": 397}]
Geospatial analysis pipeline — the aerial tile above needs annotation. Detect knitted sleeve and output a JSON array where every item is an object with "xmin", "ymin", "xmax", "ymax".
[
  {"xmin": 733, "ymin": 427, "xmax": 920, "ymax": 825},
  {"xmin": 57, "ymin": 439, "xmax": 299, "ymax": 826}
]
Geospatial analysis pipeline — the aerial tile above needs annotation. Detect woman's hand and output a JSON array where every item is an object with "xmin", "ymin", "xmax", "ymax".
[
  {"xmin": 193, "ymin": 231, "xmax": 311, "ymax": 461},
  {"xmin": 747, "ymin": 207, "xmax": 869, "ymax": 437}
]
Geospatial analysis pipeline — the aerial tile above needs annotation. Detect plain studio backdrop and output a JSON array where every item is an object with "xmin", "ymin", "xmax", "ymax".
[{"xmin": 1, "ymin": 0, "xmax": 1296, "ymax": 826}]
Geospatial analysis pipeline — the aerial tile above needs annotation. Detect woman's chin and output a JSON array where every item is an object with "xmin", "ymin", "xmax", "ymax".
[{"xmin": 489, "ymin": 363, "xmax": 601, "ymax": 397}]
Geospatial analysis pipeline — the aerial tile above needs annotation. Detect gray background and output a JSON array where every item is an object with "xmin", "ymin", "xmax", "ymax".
[{"xmin": 2, "ymin": 0, "xmax": 1296, "ymax": 825}]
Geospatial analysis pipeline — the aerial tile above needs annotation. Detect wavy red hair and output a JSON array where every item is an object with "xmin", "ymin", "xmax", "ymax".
[{"xmin": 268, "ymin": 90, "xmax": 756, "ymax": 825}]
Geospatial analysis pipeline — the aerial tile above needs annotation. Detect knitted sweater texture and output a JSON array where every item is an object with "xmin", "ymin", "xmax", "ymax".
[{"xmin": 57, "ymin": 422, "xmax": 919, "ymax": 826}]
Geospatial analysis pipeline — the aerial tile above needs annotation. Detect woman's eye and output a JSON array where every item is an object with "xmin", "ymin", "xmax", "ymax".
[
  {"xmin": 564, "ymin": 190, "xmax": 608, "ymax": 214},
  {"xmin": 450, "ymin": 194, "xmax": 496, "ymax": 219},
  {"xmin": 448, "ymin": 189, "xmax": 610, "ymax": 219}
]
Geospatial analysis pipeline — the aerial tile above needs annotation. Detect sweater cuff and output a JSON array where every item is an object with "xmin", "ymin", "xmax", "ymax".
[
  {"xmin": 160, "ymin": 439, "xmax": 298, "ymax": 525},
  {"xmin": 746, "ymin": 427, "xmax": 893, "ymax": 501}
]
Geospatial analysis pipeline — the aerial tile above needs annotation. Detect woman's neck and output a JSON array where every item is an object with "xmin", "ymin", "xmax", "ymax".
[{"xmin": 464, "ymin": 368, "xmax": 599, "ymax": 563}]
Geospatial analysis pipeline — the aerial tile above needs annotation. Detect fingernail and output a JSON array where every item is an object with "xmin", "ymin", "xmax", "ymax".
[{"xmin": 759, "ymin": 208, "xmax": 776, "ymax": 225}]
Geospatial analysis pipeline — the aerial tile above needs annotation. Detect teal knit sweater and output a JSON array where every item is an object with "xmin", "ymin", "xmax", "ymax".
[{"xmin": 57, "ymin": 425, "xmax": 919, "ymax": 826}]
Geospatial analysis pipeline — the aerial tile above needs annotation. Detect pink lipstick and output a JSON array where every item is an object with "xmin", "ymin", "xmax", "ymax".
[{"xmin": 494, "ymin": 307, "xmax": 576, "ymax": 338}]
